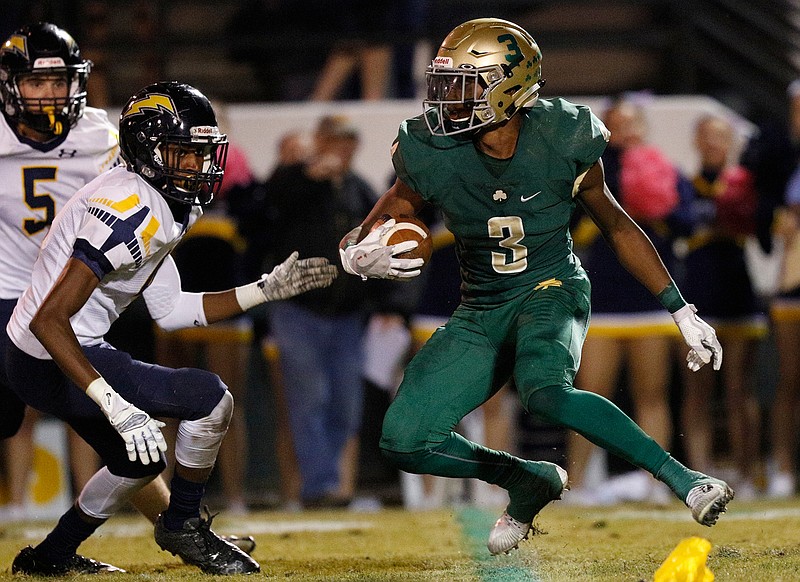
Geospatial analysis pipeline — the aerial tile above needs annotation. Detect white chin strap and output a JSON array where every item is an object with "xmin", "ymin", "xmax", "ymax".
[{"xmin": 516, "ymin": 79, "xmax": 545, "ymax": 110}]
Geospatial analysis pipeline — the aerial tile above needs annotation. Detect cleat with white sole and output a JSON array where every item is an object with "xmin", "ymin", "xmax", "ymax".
[
  {"xmin": 487, "ymin": 512, "xmax": 531, "ymax": 555},
  {"xmin": 487, "ymin": 463, "xmax": 568, "ymax": 555},
  {"xmin": 685, "ymin": 480, "xmax": 735, "ymax": 526}
]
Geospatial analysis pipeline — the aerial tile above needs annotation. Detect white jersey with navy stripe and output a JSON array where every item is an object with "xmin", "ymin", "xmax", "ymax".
[
  {"xmin": 8, "ymin": 165, "xmax": 202, "ymax": 359},
  {"xmin": 0, "ymin": 108, "xmax": 120, "ymax": 300}
]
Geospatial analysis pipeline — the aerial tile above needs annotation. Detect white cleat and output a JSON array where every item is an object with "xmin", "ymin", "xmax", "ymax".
[
  {"xmin": 487, "ymin": 465, "xmax": 568, "ymax": 555},
  {"xmin": 686, "ymin": 481, "xmax": 735, "ymax": 526},
  {"xmin": 487, "ymin": 512, "xmax": 531, "ymax": 555}
]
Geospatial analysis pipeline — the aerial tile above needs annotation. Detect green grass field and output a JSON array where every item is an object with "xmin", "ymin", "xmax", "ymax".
[{"xmin": 1, "ymin": 497, "xmax": 799, "ymax": 581}]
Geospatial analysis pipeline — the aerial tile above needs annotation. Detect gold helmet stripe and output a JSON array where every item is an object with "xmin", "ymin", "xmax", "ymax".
[
  {"xmin": 122, "ymin": 94, "xmax": 176, "ymax": 118},
  {"xmin": 1, "ymin": 34, "xmax": 27, "ymax": 58}
]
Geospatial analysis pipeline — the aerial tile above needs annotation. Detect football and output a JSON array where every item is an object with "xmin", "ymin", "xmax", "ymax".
[{"xmin": 376, "ymin": 214, "xmax": 433, "ymax": 265}]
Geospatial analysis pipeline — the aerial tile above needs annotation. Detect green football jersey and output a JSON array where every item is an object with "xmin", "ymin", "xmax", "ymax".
[{"xmin": 392, "ymin": 97, "xmax": 609, "ymax": 306}]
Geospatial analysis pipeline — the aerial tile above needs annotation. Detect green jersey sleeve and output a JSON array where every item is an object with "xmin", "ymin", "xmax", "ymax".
[{"xmin": 533, "ymin": 98, "xmax": 609, "ymax": 177}]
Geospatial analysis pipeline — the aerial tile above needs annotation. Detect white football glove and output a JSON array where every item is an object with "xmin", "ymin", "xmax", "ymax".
[
  {"xmin": 339, "ymin": 219, "xmax": 424, "ymax": 280},
  {"xmin": 86, "ymin": 378, "xmax": 166, "ymax": 465},
  {"xmin": 258, "ymin": 251, "xmax": 338, "ymax": 301},
  {"xmin": 672, "ymin": 304, "xmax": 723, "ymax": 372}
]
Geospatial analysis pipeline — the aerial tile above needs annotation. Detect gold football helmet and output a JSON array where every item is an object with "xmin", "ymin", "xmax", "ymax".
[{"xmin": 424, "ymin": 18, "xmax": 544, "ymax": 136}]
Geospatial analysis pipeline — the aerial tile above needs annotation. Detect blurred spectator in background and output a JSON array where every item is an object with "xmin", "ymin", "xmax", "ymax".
[
  {"xmin": 678, "ymin": 114, "xmax": 767, "ymax": 500},
  {"xmin": 263, "ymin": 115, "xmax": 380, "ymax": 507},
  {"xmin": 310, "ymin": 0, "xmax": 431, "ymax": 100},
  {"xmin": 276, "ymin": 131, "xmax": 310, "ymax": 167},
  {"xmin": 77, "ymin": 1, "xmax": 111, "ymax": 108},
  {"xmin": 745, "ymin": 80, "xmax": 800, "ymax": 498},
  {"xmin": 225, "ymin": 129, "xmax": 314, "ymax": 511},
  {"xmin": 567, "ymin": 97, "xmax": 683, "ymax": 505}
]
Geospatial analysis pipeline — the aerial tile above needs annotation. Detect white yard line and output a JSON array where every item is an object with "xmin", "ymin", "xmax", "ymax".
[{"xmin": 584, "ymin": 507, "xmax": 800, "ymax": 522}]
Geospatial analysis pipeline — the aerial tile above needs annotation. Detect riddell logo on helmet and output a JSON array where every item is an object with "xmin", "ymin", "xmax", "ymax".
[
  {"xmin": 191, "ymin": 126, "xmax": 220, "ymax": 137},
  {"xmin": 433, "ymin": 56, "xmax": 453, "ymax": 67},
  {"xmin": 33, "ymin": 57, "xmax": 66, "ymax": 68}
]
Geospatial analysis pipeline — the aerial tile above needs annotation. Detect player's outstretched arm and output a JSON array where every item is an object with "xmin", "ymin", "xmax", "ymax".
[
  {"xmin": 201, "ymin": 254, "xmax": 338, "ymax": 321},
  {"xmin": 575, "ymin": 161, "xmax": 722, "ymax": 371},
  {"xmin": 146, "ymin": 253, "xmax": 337, "ymax": 328}
]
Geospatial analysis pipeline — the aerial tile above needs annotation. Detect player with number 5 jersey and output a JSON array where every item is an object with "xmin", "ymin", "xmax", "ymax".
[
  {"xmin": 0, "ymin": 21, "xmax": 120, "ymax": 452},
  {"xmin": 339, "ymin": 17, "xmax": 733, "ymax": 557},
  {"xmin": 0, "ymin": 58, "xmax": 118, "ymax": 302}
]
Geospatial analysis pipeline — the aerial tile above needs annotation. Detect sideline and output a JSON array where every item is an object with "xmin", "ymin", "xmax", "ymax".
[{"xmin": 583, "ymin": 506, "xmax": 800, "ymax": 522}]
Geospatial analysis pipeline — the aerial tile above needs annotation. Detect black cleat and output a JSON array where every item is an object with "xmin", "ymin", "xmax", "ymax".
[
  {"xmin": 221, "ymin": 535, "xmax": 256, "ymax": 555},
  {"xmin": 154, "ymin": 508, "xmax": 260, "ymax": 575},
  {"xmin": 12, "ymin": 545, "xmax": 125, "ymax": 576}
]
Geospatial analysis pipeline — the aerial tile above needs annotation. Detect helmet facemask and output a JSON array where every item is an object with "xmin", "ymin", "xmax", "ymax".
[
  {"xmin": 7, "ymin": 64, "xmax": 90, "ymax": 136},
  {"xmin": 148, "ymin": 129, "xmax": 228, "ymax": 206},
  {"xmin": 424, "ymin": 63, "xmax": 499, "ymax": 136}
]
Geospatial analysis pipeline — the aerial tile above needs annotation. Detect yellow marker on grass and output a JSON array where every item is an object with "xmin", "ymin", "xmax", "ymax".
[{"xmin": 653, "ymin": 536, "xmax": 714, "ymax": 582}]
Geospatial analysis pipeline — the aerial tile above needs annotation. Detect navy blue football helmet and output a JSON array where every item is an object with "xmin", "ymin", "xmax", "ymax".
[
  {"xmin": 119, "ymin": 81, "xmax": 228, "ymax": 206},
  {"xmin": 0, "ymin": 22, "xmax": 91, "ymax": 136}
]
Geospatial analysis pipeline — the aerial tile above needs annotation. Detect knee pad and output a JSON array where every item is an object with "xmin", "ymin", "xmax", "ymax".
[
  {"xmin": 175, "ymin": 390, "xmax": 233, "ymax": 469},
  {"xmin": 77, "ymin": 467, "xmax": 156, "ymax": 520},
  {"xmin": 524, "ymin": 384, "xmax": 570, "ymax": 423}
]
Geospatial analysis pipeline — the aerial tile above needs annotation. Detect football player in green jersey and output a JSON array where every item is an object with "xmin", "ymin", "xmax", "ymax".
[{"xmin": 339, "ymin": 18, "xmax": 731, "ymax": 555}]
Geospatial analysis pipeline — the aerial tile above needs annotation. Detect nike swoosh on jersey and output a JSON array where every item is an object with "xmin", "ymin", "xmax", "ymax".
[{"xmin": 521, "ymin": 191, "xmax": 542, "ymax": 202}]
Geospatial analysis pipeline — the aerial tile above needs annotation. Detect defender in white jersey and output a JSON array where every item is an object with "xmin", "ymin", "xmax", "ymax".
[
  {"xmin": 0, "ymin": 104, "xmax": 118, "ymax": 298},
  {"xmin": 4, "ymin": 80, "xmax": 338, "ymax": 575},
  {"xmin": 0, "ymin": 22, "xmax": 263, "ymax": 565},
  {"xmin": 0, "ymin": 24, "xmax": 210, "ymax": 549}
]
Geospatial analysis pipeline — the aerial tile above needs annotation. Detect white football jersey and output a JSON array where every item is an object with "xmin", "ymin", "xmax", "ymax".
[
  {"xmin": 8, "ymin": 165, "xmax": 203, "ymax": 359},
  {"xmin": 0, "ymin": 107, "xmax": 120, "ymax": 299}
]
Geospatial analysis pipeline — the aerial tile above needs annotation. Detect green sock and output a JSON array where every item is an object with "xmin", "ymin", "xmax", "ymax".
[
  {"xmin": 382, "ymin": 433, "xmax": 562, "ymax": 522},
  {"xmin": 654, "ymin": 457, "xmax": 708, "ymax": 500}
]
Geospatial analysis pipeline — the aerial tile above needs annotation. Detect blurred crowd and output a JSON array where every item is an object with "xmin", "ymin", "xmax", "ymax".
[{"xmin": 2, "ymin": 4, "xmax": 800, "ymax": 524}]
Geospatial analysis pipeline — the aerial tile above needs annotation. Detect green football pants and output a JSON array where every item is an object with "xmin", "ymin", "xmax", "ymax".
[{"xmin": 381, "ymin": 271, "xmax": 697, "ymax": 498}]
